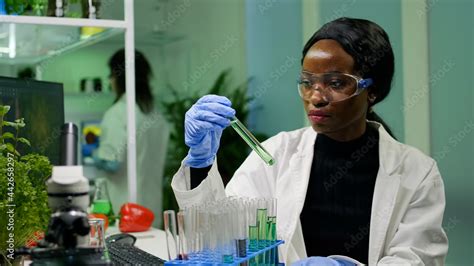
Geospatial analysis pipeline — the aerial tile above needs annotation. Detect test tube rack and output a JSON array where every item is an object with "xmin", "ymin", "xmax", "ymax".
[{"xmin": 165, "ymin": 240, "xmax": 284, "ymax": 265}]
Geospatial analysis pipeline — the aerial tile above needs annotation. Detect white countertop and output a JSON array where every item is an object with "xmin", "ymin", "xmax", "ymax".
[{"xmin": 106, "ymin": 225, "xmax": 169, "ymax": 260}]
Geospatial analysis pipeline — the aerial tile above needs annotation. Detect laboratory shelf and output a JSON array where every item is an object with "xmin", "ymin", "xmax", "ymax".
[
  {"xmin": 0, "ymin": 0, "xmax": 141, "ymax": 204},
  {"xmin": 0, "ymin": 18, "xmax": 123, "ymax": 64},
  {"xmin": 165, "ymin": 240, "xmax": 285, "ymax": 266},
  {"xmin": 0, "ymin": 15, "xmax": 127, "ymax": 28}
]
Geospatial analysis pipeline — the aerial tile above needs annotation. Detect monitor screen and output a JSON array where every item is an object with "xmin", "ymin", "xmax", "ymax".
[{"xmin": 0, "ymin": 77, "xmax": 64, "ymax": 165}]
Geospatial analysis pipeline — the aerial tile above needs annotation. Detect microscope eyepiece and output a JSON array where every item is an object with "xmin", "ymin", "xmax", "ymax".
[{"xmin": 59, "ymin": 122, "xmax": 78, "ymax": 166}]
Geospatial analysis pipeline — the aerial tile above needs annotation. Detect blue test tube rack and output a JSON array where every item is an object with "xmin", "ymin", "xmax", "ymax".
[{"xmin": 165, "ymin": 240, "xmax": 284, "ymax": 266}]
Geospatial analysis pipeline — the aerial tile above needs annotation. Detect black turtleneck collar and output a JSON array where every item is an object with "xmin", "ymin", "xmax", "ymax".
[{"xmin": 315, "ymin": 125, "xmax": 379, "ymax": 156}]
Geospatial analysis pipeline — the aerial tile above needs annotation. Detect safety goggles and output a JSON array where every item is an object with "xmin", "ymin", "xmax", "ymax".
[{"xmin": 297, "ymin": 71, "xmax": 373, "ymax": 103}]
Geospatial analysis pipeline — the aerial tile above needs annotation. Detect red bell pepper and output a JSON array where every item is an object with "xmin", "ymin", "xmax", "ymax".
[{"xmin": 119, "ymin": 203, "xmax": 155, "ymax": 232}]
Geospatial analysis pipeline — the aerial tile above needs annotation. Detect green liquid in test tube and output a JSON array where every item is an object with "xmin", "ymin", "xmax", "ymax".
[
  {"xmin": 266, "ymin": 216, "xmax": 277, "ymax": 264},
  {"xmin": 257, "ymin": 209, "xmax": 268, "ymax": 249},
  {"xmin": 257, "ymin": 208, "xmax": 268, "ymax": 265},
  {"xmin": 249, "ymin": 225, "xmax": 259, "ymax": 251},
  {"xmin": 249, "ymin": 225, "xmax": 259, "ymax": 266},
  {"xmin": 230, "ymin": 117, "xmax": 275, "ymax": 166}
]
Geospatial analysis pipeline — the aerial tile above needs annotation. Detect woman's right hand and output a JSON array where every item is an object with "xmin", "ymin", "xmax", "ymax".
[{"xmin": 184, "ymin": 94, "xmax": 235, "ymax": 168}]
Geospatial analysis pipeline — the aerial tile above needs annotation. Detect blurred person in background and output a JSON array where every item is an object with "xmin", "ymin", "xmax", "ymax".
[{"xmin": 94, "ymin": 49, "xmax": 169, "ymax": 228}]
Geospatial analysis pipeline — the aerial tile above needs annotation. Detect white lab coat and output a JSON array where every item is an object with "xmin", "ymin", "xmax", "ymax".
[
  {"xmin": 172, "ymin": 121, "xmax": 448, "ymax": 265},
  {"xmin": 97, "ymin": 96, "xmax": 170, "ymax": 227}
]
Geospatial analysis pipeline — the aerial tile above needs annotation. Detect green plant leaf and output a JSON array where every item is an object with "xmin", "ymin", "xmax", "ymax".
[
  {"xmin": 3, "ymin": 121, "xmax": 16, "ymax": 127},
  {"xmin": 14, "ymin": 118, "xmax": 26, "ymax": 128},
  {"xmin": 0, "ymin": 105, "xmax": 10, "ymax": 115},
  {"xmin": 0, "ymin": 112, "xmax": 52, "ymax": 252},
  {"xmin": 2, "ymin": 132, "xmax": 14, "ymax": 139},
  {"xmin": 5, "ymin": 143, "xmax": 15, "ymax": 153},
  {"xmin": 17, "ymin": 137, "xmax": 31, "ymax": 146},
  {"xmin": 4, "ymin": 143, "xmax": 20, "ymax": 156}
]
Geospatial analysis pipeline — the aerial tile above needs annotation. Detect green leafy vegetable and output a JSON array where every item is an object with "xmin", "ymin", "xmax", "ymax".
[{"xmin": 0, "ymin": 105, "xmax": 52, "ymax": 263}]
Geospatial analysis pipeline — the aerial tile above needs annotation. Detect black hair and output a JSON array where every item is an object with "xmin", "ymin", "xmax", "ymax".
[
  {"xmin": 18, "ymin": 67, "xmax": 35, "ymax": 79},
  {"xmin": 108, "ymin": 49, "xmax": 154, "ymax": 114},
  {"xmin": 302, "ymin": 17, "xmax": 396, "ymax": 138}
]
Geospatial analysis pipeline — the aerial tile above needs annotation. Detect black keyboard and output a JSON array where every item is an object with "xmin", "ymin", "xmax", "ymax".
[{"xmin": 107, "ymin": 242, "xmax": 166, "ymax": 265}]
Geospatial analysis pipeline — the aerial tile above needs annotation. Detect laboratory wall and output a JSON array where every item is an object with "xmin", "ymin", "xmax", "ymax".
[
  {"xmin": 165, "ymin": 0, "xmax": 247, "ymax": 98},
  {"xmin": 245, "ymin": 0, "xmax": 305, "ymax": 136},
  {"xmin": 429, "ymin": 0, "xmax": 474, "ymax": 264}
]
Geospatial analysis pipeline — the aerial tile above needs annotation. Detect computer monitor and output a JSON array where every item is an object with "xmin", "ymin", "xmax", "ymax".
[{"xmin": 0, "ymin": 76, "xmax": 64, "ymax": 165}]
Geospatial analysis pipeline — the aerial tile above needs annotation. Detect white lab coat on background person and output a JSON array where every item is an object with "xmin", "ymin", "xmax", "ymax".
[
  {"xmin": 172, "ymin": 121, "xmax": 448, "ymax": 265},
  {"xmin": 97, "ymin": 96, "xmax": 170, "ymax": 228}
]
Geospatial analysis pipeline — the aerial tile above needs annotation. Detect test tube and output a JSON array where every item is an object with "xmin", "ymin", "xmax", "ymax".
[
  {"xmin": 234, "ymin": 200, "xmax": 247, "ymax": 259},
  {"xmin": 266, "ymin": 198, "xmax": 277, "ymax": 244},
  {"xmin": 177, "ymin": 211, "xmax": 188, "ymax": 260},
  {"xmin": 230, "ymin": 117, "xmax": 275, "ymax": 166},
  {"xmin": 247, "ymin": 199, "xmax": 259, "ymax": 252},
  {"xmin": 164, "ymin": 210, "xmax": 178, "ymax": 260},
  {"xmin": 247, "ymin": 199, "xmax": 259, "ymax": 266},
  {"xmin": 221, "ymin": 211, "xmax": 234, "ymax": 264},
  {"xmin": 266, "ymin": 198, "xmax": 278, "ymax": 265},
  {"xmin": 257, "ymin": 199, "xmax": 268, "ymax": 265}
]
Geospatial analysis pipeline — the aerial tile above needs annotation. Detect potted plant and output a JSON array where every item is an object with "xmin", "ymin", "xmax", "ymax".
[
  {"xmin": 4, "ymin": 0, "xmax": 48, "ymax": 16},
  {"xmin": 160, "ymin": 69, "xmax": 268, "ymax": 212},
  {"xmin": 0, "ymin": 105, "xmax": 52, "ymax": 265}
]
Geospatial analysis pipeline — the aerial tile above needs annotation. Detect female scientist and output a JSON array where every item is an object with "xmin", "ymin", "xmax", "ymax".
[
  {"xmin": 95, "ymin": 49, "xmax": 169, "ymax": 227},
  {"xmin": 171, "ymin": 18, "xmax": 448, "ymax": 265}
]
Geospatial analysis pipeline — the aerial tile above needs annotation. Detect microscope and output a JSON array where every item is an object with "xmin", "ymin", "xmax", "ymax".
[{"xmin": 24, "ymin": 123, "xmax": 111, "ymax": 265}]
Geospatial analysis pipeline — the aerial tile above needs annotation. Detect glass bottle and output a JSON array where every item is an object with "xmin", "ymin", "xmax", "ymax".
[
  {"xmin": 81, "ymin": 0, "xmax": 101, "ymax": 19},
  {"xmin": 91, "ymin": 178, "xmax": 116, "ymax": 225}
]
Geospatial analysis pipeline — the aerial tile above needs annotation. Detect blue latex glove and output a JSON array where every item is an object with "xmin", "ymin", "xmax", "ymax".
[
  {"xmin": 184, "ymin": 94, "xmax": 235, "ymax": 168},
  {"xmin": 292, "ymin": 257, "xmax": 357, "ymax": 266}
]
